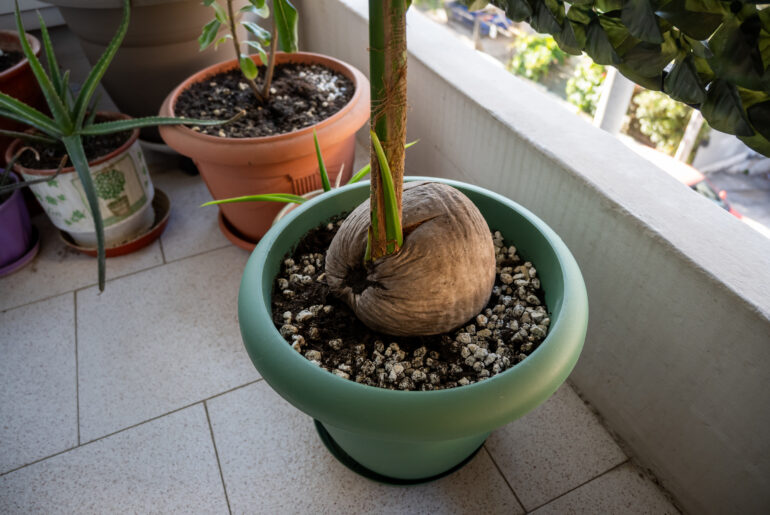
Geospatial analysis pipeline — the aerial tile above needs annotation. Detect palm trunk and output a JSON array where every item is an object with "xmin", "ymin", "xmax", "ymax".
[{"xmin": 368, "ymin": 0, "xmax": 408, "ymax": 260}]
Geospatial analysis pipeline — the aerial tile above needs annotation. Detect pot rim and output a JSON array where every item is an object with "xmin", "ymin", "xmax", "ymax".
[
  {"xmin": 4, "ymin": 112, "xmax": 140, "ymax": 177},
  {"xmin": 0, "ymin": 30, "xmax": 41, "ymax": 79},
  {"xmin": 239, "ymin": 177, "xmax": 589, "ymax": 440},
  {"xmin": 162, "ymin": 51, "xmax": 366, "ymax": 145}
]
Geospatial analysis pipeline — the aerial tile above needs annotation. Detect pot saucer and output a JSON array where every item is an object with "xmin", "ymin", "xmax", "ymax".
[
  {"xmin": 217, "ymin": 212, "xmax": 257, "ymax": 251},
  {"xmin": 0, "ymin": 227, "xmax": 40, "ymax": 277},
  {"xmin": 314, "ymin": 420, "xmax": 483, "ymax": 485},
  {"xmin": 59, "ymin": 189, "xmax": 170, "ymax": 257}
]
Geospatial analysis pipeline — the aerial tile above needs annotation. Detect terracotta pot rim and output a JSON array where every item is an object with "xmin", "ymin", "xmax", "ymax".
[
  {"xmin": 164, "ymin": 51, "xmax": 365, "ymax": 145},
  {"xmin": 4, "ymin": 112, "xmax": 140, "ymax": 176},
  {"xmin": 0, "ymin": 30, "xmax": 42, "ymax": 79}
]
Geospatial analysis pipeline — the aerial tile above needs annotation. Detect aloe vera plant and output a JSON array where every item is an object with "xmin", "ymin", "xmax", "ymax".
[
  {"xmin": 199, "ymin": 0, "xmax": 298, "ymax": 103},
  {"xmin": 0, "ymin": 0, "xmax": 231, "ymax": 291}
]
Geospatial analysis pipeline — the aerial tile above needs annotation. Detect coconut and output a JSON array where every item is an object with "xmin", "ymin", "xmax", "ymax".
[{"xmin": 325, "ymin": 181, "xmax": 496, "ymax": 336}]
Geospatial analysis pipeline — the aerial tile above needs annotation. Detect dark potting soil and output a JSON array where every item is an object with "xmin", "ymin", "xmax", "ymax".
[
  {"xmin": 0, "ymin": 50, "xmax": 23, "ymax": 72},
  {"xmin": 174, "ymin": 62, "xmax": 354, "ymax": 138},
  {"xmin": 271, "ymin": 218, "xmax": 552, "ymax": 391},
  {"xmin": 16, "ymin": 130, "xmax": 132, "ymax": 170}
]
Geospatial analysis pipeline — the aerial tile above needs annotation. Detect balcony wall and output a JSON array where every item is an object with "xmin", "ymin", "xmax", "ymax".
[{"xmin": 294, "ymin": 1, "xmax": 770, "ymax": 513}]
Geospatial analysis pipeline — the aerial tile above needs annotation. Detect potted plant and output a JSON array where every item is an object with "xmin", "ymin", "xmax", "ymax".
[
  {"xmin": 159, "ymin": 0, "xmax": 370, "ymax": 249},
  {"xmin": 0, "ymin": 0, "xmax": 230, "ymax": 290},
  {"xmin": 227, "ymin": 0, "xmax": 590, "ymax": 482},
  {"xmin": 0, "ymin": 29, "xmax": 45, "ymax": 164},
  {"xmin": 39, "ymin": 0, "xmax": 250, "ymax": 142},
  {"xmin": 0, "ymin": 166, "xmax": 38, "ymax": 276}
]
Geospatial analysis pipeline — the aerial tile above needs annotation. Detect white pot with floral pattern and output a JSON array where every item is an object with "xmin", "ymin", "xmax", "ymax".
[{"xmin": 7, "ymin": 114, "xmax": 155, "ymax": 248}]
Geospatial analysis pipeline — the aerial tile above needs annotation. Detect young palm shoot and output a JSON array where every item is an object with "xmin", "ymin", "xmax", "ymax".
[
  {"xmin": 0, "ymin": 0, "xmax": 232, "ymax": 291},
  {"xmin": 324, "ymin": 0, "xmax": 496, "ymax": 336}
]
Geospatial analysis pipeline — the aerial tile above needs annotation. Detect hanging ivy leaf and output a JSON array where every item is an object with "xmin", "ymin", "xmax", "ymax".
[
  {"xmin": 554, "ymin": 15, "xmax": 582, "ymax": 55},
  {"xmin": 709, "ymin": 15, "xmax": 764, "ymax": 91},
  {"xmin": 655, "ymin": 0, "xmax": 724, "ymax": 40},
  {"xmin": 530, "ymin": 1, "xmax": 562, "ymax": 35},
  {"xmin": 664, "ymin": 55, "xmax": 707, "ymax": 104},
  {"xmin": 700, "ymin": 79, "xmax": 754, "ymax": 136},
  {"xmin": 595, "ymin": 0, "xmax": 622, "ymax": 12},
  {"xmin": 585, "ymin": 19, "xmax": 621, "ymax": 65},
  {"xmin": 501, "ymin": 0, "xmax": 533, "ymax": 21},
  {"xmin": 747, "ymin": 100, "xmax": 770, "ymax": 140},
  {"xmin": 622, "ymin": 0, "xmax": 663, "ymax": 44},
  {"xmin": 618, "ymin": 63, "xmax": 663, "ymax": 90}
]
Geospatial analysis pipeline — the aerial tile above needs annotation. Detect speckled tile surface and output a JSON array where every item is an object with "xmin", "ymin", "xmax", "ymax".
[
  {"xmin": 76, "ymin": 246, "xmax": 257, "ymax": 442},
  {"xmin": 0, "ymin": 215, "xmax": 163, "ymax": 312},
  {"xmin": 207, "ymin": 381, "xmax": 525, "ymax": 515},
  {"xmin": 530, "ymin": 462, "xmax": 679, "ymax": 515},
  {"xmin": 0, "ymin": 294, "xmax": 78, "ymax": 474},
  {"xmin": 0, "ymin": 404, "xmax": 228, "ymax": 514},
  {"xmin": 485, "ymin": 384, "xmax": 628, "ymax": 511},
  {"xmin": 152, "ymin": 165, "xmax": 231, "ymax": 263}
]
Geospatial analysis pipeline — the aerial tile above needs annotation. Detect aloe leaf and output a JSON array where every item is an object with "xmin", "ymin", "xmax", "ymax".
[
  {"xmin": 273, "ymin": 0, "xmax": 299, "ymax": 53},
  {"xmin": 201, "ymin": 193, "xmax": 306, "ymax": 206},
  {"xmin": 61, "ymin": 135, "xmax": 106, "ymax": 291},
  {"xmin": 370, "ymin": 130, "xmax": 402, "ymax": 252},
  {"xmin": 13, "ymin": 2, "xmax": 72, "ymax": 131},
  {"xmin": 72, "ymin": 0, "xmax": 130, "ymax": 129},
  {"xmin": 313, "ymin": 130, "xmax": 331, "ymax": 192},
  {"xmin": 0, "ymin": 92, "xmax": 61, "ymax": 137},
  {"xmin": 36, "ymin": 11, "xmax": 64, "ymax": 98},
  {"xmin": 0, "ymin": 129, "xmax": 57, "ymax": 144},
  {"xmin": 80, "ymin": 114, "xmax": 240, "ymax": 135}
]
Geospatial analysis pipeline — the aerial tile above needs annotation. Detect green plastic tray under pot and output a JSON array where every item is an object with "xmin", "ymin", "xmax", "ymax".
[{"xmin": 238, "ymin": 177, "xmax": 589, "ymax": 481}]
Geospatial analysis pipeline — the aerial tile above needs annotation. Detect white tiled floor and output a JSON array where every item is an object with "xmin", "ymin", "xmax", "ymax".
[
  {"xmin": 0, "ymin": 147, "xmax": 680, "ymax": 513},
  {"xmin": 0, "ymin": 25, "xmax": 679, "ymax": 515}
]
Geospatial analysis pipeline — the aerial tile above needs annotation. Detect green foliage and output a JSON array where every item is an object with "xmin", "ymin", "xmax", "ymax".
[
  {"xmin": 566, "ymin": 59, "xmax": 605, "ymax": 116},
  {"xmin": 93, "ymin": 169, "xmax": 126, "ymax": 200},
  {"xmin": 509, "ymin": 34, "xmax": 568, "ymax": 82},
  {"xmin": 199, "ymin": 0, "xmax": 298, "ymax": 100},
  {"xmin": 462, "ymin": 0, "xmax": 770, "ymax": 157},
  {"xmin": 631, "ymin": 90, "xmax": 692, "ymax": 154},
  {"xmin": 0, "ymin": 0, "xmax": 228, "ymax": 291}
]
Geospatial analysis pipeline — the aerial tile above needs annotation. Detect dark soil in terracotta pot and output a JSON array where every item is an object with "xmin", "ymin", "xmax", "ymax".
[
  {"xmin": 271, "ymin": 218, "xmax": 552, "ymax": 391},
  {"xmin": 0, "ymin": 50, "xmax": 23, "ymax": 72},
  {"xmin": 175, "ymin": 62, "xmax": 354, "ymax": 138},
  {"xmin": 15, "ymin": 130, "xmax": 132, "ymax": 170}
]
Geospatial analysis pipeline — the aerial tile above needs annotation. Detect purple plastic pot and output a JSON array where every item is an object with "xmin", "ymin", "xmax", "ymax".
[{"xmin": 0, "ymin": 170, "xmax": 38, "ymax": 276}]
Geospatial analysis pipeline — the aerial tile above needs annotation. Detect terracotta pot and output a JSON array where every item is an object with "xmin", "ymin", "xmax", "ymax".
[
  {"xmin": 5, "ymin": 113, "xmax": 155, "ymax": 248},
  {"xmin": 44, "ymin": 0, "xmax": 247, "ymax": 142},
  {"xmin": 159, "ymin": 52, "xmax": 370, "ymax": 250},
  {"xmin": 0, "ymin": 30, "xmax": 45, "ymax": 165}
]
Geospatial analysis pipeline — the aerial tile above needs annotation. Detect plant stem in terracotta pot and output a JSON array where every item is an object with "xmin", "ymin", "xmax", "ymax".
[{"xmin": 160, "ymin": 1, "xmax": 370, "ymax": 250}]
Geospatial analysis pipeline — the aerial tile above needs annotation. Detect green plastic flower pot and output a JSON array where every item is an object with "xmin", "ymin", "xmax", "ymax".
[{"xmin": 239, "ymin": 177, "xmax": 588, "ymax": 482}]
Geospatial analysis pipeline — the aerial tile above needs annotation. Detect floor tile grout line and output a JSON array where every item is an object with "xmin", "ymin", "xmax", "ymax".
[
  {"xmin": 524, "ymin": 458, "xmax": 630, "ymax": 514},
  {"xmin": 74, "ymin": 292, "xmax": 81, "ymax": 446},
  {"xmin": 1, "ymin": 242, "xmax": 238, "ymax": 315},
  {"xmin": 0, "ymin": 378, "xmax": 263, "ymax": 478},
  {"xmin": 159, "ymin": 236, "xmax": 168, "ymax": 264},
  {"xmin": 204, "ymin": 400, "xmax": 233, "ymax": 515},
  {"xmin": 482, "ymin": 444, "xmax": 527, "ymax": 513}
]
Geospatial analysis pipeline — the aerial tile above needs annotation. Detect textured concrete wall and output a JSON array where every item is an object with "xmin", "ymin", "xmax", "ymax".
[{"xmin": 295, "ymin": 1, "xmax": 770, "ymax": 513}]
